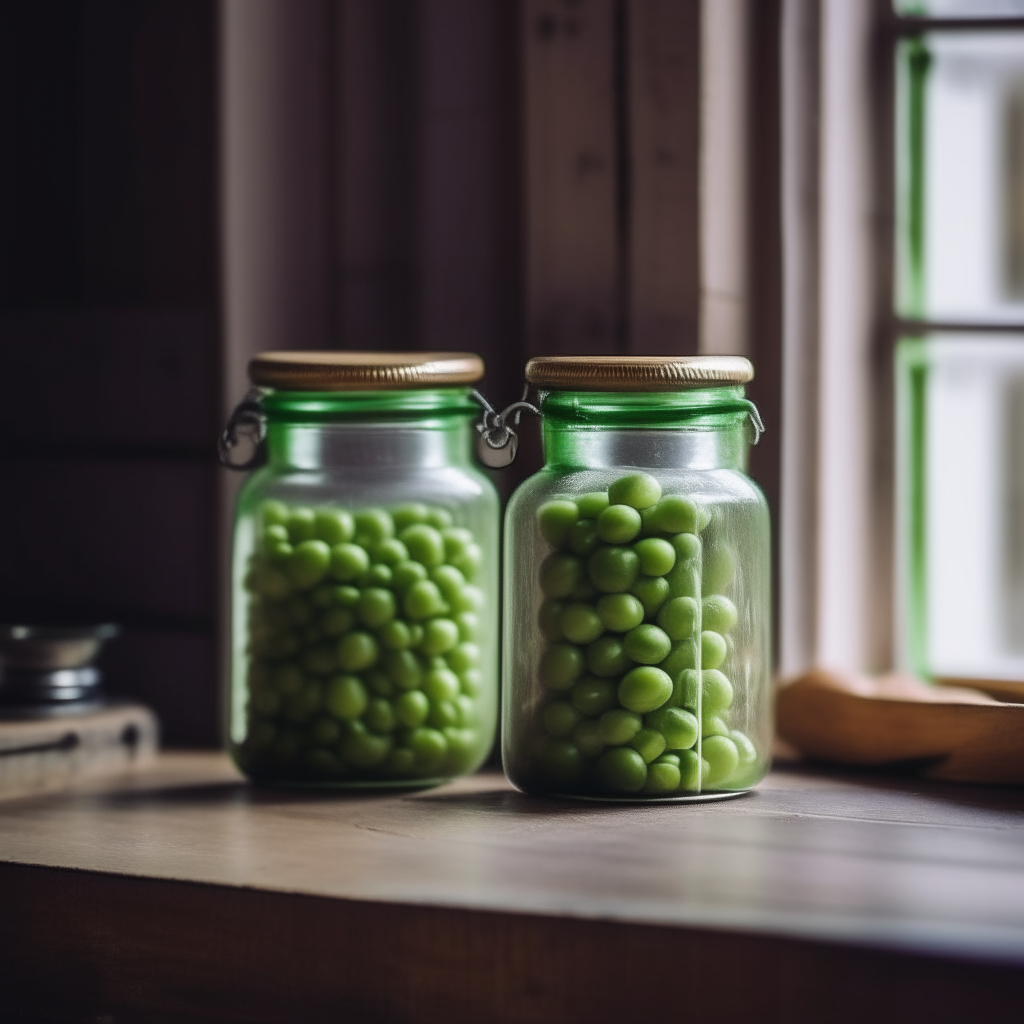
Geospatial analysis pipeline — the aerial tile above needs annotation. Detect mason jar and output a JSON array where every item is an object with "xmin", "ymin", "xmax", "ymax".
[
  {"xmin": 226, "ymin": 352, "xmax": 499, "ymax": 786},
  {"xmin": 502, "ymin": 356, "xmax": 771, "ymax": 801}
]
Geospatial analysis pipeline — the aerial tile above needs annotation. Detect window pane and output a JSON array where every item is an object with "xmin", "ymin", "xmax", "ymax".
[
  {"xmin": 895, "ymin": 1, "xmax": 1024, "ymax": 16},
  {"xmin": 897, "ymin": 335, "xmax": 1024, "ymax": 681},
  {"xmin": 896, "ymin": 32, "xmax": 1024, "ymax": 320}
]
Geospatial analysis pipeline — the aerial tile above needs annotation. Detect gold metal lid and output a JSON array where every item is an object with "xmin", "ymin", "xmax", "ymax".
[
  {"xmin": 248, "ymin": 351, "xmax": 485, "ymax": 391},
  {"xmin": 525, "ymin": 355, "xmax": 754, "ymax": 391}
]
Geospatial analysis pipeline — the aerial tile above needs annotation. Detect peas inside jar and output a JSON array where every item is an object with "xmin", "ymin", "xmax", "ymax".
[{"xmin": 502, "ymin": 356, "xmax": 771, "ymax": 801}]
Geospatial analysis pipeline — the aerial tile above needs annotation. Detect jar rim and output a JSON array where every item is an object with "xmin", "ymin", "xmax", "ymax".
[
  {"xmin": 249, "ymin": 350, "xmax": 484, "ymax": 391},
  {"xmin": 525, "ymin": 355, "xmax": 753, "ymax": 391}
]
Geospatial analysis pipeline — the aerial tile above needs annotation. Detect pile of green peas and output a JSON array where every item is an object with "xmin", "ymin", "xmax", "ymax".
[
  {"xmin": 526, "ymin": 472, "xmax": 758, "ymax": 797},
  {"xmin": 238, "ymin": 499, "xmax": 487, "ymax": 782}
]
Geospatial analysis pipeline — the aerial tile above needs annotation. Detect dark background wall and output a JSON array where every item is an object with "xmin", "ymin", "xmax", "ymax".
[{"xmin": 0, "ymin": 0, "xmax": 782, "ymax": 746}]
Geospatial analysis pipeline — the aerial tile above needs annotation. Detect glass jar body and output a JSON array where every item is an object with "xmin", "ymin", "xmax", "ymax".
[
  {"xmin": 229, "ymin": 392, "xmax": 500, "ymax": 787},
  {"xmin": 502, "ymin": 391, "xmax": 772, "ymax": 801}
]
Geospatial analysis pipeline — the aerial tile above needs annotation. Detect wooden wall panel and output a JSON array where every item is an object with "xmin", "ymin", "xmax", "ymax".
[
  {"xmin": 522, "ymin": 0, "xmax": 620, "ymax": 355},
  {"xmin": 626, "ymin": 0, "xmax": 701, "ymax": 355}
]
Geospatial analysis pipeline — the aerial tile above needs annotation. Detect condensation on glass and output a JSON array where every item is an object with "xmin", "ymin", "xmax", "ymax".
[
  {"xmin": 225, "ymin": 352, "xmax": 500, "ymax": 787},
  {"xmin": 501, "ymin": 357, "xmax": 772, "ymax": 802}
]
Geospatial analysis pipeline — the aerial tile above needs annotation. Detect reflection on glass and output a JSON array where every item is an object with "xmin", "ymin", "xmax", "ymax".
[
  {"xmin": 895, "ymin": 0, "xmax": 1024, "ymax": 16},
  {"xmin": 897, "ymin": 32, "xmax": 1024, "ymax": 320},
  {"xmin": 897, "ymin": 335, "xmax": 1024, "ymax": 681}
]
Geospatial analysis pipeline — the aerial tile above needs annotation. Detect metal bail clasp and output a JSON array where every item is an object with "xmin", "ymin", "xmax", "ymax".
[
  {"xmin": 218, "ymin": 388, "xmax": 267, "ymax": 470},
  {"xmin": 470, "ymin": 388, "xmax": 539, "ymax": 469}
]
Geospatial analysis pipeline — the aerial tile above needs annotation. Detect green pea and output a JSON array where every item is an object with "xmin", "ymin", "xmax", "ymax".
[
  {"xmin": 301, "ymin": 644, "xmax": 337, "ymax": 674},
  {"xmin": 575, "ymin": 491, "xmax": 609, "ymax": 518},
  {"xmin": 572, "ymin": 719, "xmax": 606, "ymax": 758},
  {"xmin": 678, "ymin": 748, "xmax": 707, "ymax": 791},
  {"xmin": 730, "ymin": 729, "xmax": 758, "ymax": 765},
  {"xmin": 651, "ymin": 495, "xmax": 698, "ymax": 534},
  {"xmin": 570, "ymin": 580, "xmax": 598, "ymax": 602},
  {"xmin": 424, "ymin": 667, "xmax": 461, "ymax": 702},
  {"xmin": 421, "ymin": 618, "xmax": 460, "ymax": 655},
  {"xmin": 559, "ymin": 602, "xmax": 605, "ymax": 645},
  {"xmin": 596, "ymin": 746, "xmax": 648, "ymax": 793},
  {"xmin": 441, "ymin": 526, "xmax": 474, "ymax": 559},
  {"xmin": 673, "ymin": 668, "xmax": 700, "ymax": 708},
  {"xmin": 330, "ymin": 543, "xmax": 369, "ymax": 582},
  {"xmin": 701, "ymin": 630, "xmax": 727, "ymax": 670},
  {"xmin": 395, "ymin": 689, "xmax": 430, "ymax": 728},
  {"xmin": 458, "ymin": 668, "xmax": 482, "ymax": 697},
  {"xmin": 540, "ymin": 739, "xmax": 585, "ymax": 786},
  {"xmin": 333, "ymin": 585, "xmax": 361, "ymax": 608},
  {"xmin": 371, "ymin": 539, "xmax": 407, "ymax": 567},
  {"xmin": 430, "ymin": 565, "xmax": 467, "ymax": 604},
  {"xmin": 426, "ymin": 507, "xmax": 453, "ymax": 530},
  {"xmin": 428, "ymin": 698, "xmax": 461, "ymax": 730},
  {"xmin": 378, "ymin": 619, "xmax": 413, "ymax": 650},
  {"xmin": 455, "ymin": 611, "xmax": 479, "ymax": 641},
  {"xmin": 540, "ymin": 553, "xmax": 583, "ymax": 598},
  {"xmin": 273, "ymin": 664, "xmax": 305, "ymax": 696},
  {"xmin": 702, "ymin": 669, "xmax": 734, "ymax": 714},
  {"xmin": 633, "ymin": 537, "xmax": 676, "ymax": 577},
  {"xmin": 392, "ymin": 502, "xmax": 430, "ymax": 531},
  {"xmin": 403, "ymin": 580, "xmax": 448, "ymax": 620},
  {"xmin": 261, "ymin": 500, "xmax": 289, "ymax": 528},
  {"xmin": 408, "ymin": 623, "xmax": 425, "ymax": 647},
  {"xmin": 543, "ymin": 700, "xmax": 581, "ymax": 738},
  {"xmin": 384, "ymin": 746, "xmax": 417, "ymax": 777},
  {"xmin": 623, "ymin": 624, "xmax": 672, "ymax": 665},
  {"xmin": 656, "ymin": 597, "xmax": 698, "ymax": 641},
  {"xmin": 286, "ymin": 508, "xmax": 317, "ymax": 543},
  {"xmin": 629, "ymin": 727, "xmax": 667, "ymax": 764},
  {"xmin": 450, "ymin": 543, "xmax": 482, "ymax": 581},
  {"xmin": 671, "ymin": 532, "xmax": 701, "ymax": 562},
  {"xmin": 537, "ymin": 599, "xmax": 565, "ymax": 641},
  {"xmin": 410, "ymin": 727, "xmax": 448, "ymax": 771},
  {"xmin": 539, "ymin": 643, "xmax": 585, "ymax": 690},
  {"xmin": 662, "ymin": 640, "xmax": 697, "ymax": 677},
  {"xmin": 361, "ymin": 564, "xmax": 393, "ymax": 588},
  {"xmin": 596, "ymin": 593, "xmax": 644, "ymax": 633},
  {"xmin": 353, "ymin": 588, "xmax": 394, "ymax": 629},
  {"xmin": 449, "ymin": 585, "xmax": 484, "ymax": 614},
  {"xmin": 702, "ymin": 735, "xmax": 739, "ymax": 787},
  {"xmin": 455, "ymin": 694, "xmax": 478, "ymax": 727},
  {"xmin": 264, "ymin": 539, "xmax": 294, "ymax": 567},
  {"xmin": 588, "ymin": 546, "xmax": 640, "ymax": 593},
  {"xmin": 366, "ymin": 669, "xmax": 394, "ymax": 696},
  {"xmin": 538, "ymin": 499, "xmax": 579, "ymax": 547},
  {"xmin": 445, "ymin": 641, "xmax": 479, "ymax": 673},
  {"xmin": 342, "ymin": 728, "xmax": 392, "ymax": 768},
  {"xmin": 400, "ymin": 524, "xmax": 445, "ymax": 567},
  {"xmin": 263, "ymin": 523, "xmax": 290, "ymax": 546},
  {"xmin": 596, "ymin": 504, "xmax": 642, "ymax": 544},
  {"xmin": 703, "ymin": 545, "xmax": 735, "ymax": 594},
  {"xmin": 598, "ymin": 708, "xmax": 642, "ymax": 745},
  {"xmin": 337, "ymin": 631, "xmax": 379, "ymax": 671},
  {"xmin": 608, "ymin": 472, "xmax": 661, "ymax": 510},
  {"xmin": 618, "ymin": 666, "xmax": 672, "ymax": 713},
  {"xmin": 702, "ymin": 714, "xmax": 730, "ymax": 737},
  {"xmin": 644, "ymin": 706, "xmax": 698, "ymax": 750},
  {"xmin": 314, "ymin": 509, "xmax": 355, "ymax": 545},
  {"xmin": 702, "ymin": 595, "xmax": 738, "ymax": 634},
  {"xmin": 354, "ymin": 509, "xmax": 394, "ymax": 545},
  {"xmin": 384, "ymin": 649, "xmax": 422, "ymax": 690},
  {"xmin": 570, "ymin": 677, "xmax": 616, "ymax": 717},
  {"xmin": 286, "ymin": 540, "xmax": 332, "ymax": 589},
  {"xmin": 643, "ymin": 759, "xmax": 682, "ymax": 794},
  {"xmin": 365, "ymin": 697, "xmax": 396, "ymax": 733},
  {"xmin": 567, "ymin": 519, "xmax": 600, "ymax": 557},
  {"xmin": 392, "ymin": 560, "xmax": 429, "ymax": 592},
  {"xmin": 630, "ymin": 576, "xmax": 670, "ymax": 617},
  {"xmin": 585, "ymin": 636, "xmax": 632, "ymax": 677}
]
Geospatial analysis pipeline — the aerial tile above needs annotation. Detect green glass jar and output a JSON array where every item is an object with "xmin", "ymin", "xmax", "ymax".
[
  {"xmin": 226, "ymin": 352, "xmax": 499, "ymax": 786},
  {"xmin": 502, "ymin": 356, "xmax": 771, "ymax": 801}
]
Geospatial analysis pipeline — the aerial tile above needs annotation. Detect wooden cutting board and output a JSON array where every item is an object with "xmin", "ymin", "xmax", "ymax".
[
  {"xmin": 0, "ymin": 702, "xmax": 158, "ymax": 800},
  {"xmin": 776, "ymin": 669, "xmax": 1024, "ymax": 784}
]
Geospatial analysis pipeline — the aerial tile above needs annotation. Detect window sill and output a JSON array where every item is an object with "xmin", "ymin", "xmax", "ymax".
[{"xmin": 2, "ymin": 753, "xmax": 1024, "ymax": 1021}]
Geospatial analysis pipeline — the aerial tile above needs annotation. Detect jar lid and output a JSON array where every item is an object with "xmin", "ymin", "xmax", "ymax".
[
  {"xmin": 524, "ymin": 355, "xmax": 753, "ymax": 392},
  {"xmin": 248, "ymin": 351, "xmax": 485, "ymax": 391}
]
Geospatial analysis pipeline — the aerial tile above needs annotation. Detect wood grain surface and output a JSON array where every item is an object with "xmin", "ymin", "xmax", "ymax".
[{"xmin": 2, "ymin": 754, "xmax": 1024, "ymax": 1022}]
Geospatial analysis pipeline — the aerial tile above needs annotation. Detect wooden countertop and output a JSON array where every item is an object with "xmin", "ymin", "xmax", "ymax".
[{"xmin": 3, "ymin": 754, "xmax": 1024, "ymax": 1022}]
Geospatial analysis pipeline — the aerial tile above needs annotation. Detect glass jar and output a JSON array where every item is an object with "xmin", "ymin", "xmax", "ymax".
[
  {"xmin": 226, "ymin": 352, "xmax": 499, "ymax": 787},
  {"xmin": 502, "ymin": 356, "xmax": 771, "ymax": 801}
]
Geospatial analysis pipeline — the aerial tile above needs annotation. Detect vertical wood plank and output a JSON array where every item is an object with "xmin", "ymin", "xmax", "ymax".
[
  {"xmin": 522, "ymin": 0, "xmax": 618, "ymax": 354},
  {"xmin": 626, "ymin": 0, "xmax": 701, "ymax": 355}
]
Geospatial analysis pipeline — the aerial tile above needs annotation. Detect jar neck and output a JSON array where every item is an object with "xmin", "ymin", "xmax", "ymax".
[
  {"xmin": 259, "ymin": 387, "xmax": 478, "ymax": 471},
  {"xmin": 539, "ymin": 388, "xmax": 752, "ymax": 471}
]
